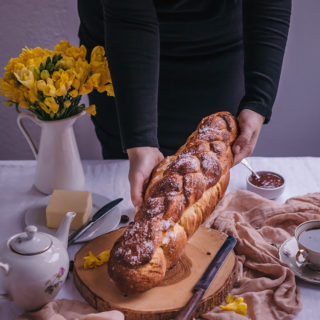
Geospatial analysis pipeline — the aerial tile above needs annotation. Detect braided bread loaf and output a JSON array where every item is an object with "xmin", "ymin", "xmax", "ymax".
[{"xmin": 108, "ymin": 111, "xmax": 238, "ymax": 293}]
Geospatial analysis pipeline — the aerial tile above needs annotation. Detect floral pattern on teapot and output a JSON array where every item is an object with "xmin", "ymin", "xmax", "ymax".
[{"xmin": 45, "ymin": 266, "xmax": 65, "ymax": 295}]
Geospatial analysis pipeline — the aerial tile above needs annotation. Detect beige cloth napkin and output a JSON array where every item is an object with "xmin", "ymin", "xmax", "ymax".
[
  {"xmin": 16, "ymin": 299, "xmax": 124, "ymax": 320},
  {"xmin": 202, "ymin": 190, "xmax": 320, "ymax": 320},
  {"xmin": 17, "ymin": 191, "xmax": 320, "ymax": 320}
]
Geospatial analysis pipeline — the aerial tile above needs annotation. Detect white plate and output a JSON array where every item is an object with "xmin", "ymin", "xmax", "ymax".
[
  {"xmin": 279, "ymin": 237, "xmax": 320, "ymax": 285},
  {"xmin": 24, "ymin": 193, "xmax": 121, "ymax": 244}
]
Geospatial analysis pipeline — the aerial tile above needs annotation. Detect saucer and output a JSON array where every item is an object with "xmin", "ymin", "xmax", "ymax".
[
  {"xmin": 25, "ymin": 193, "xmax": 121, "ymax": 244},
  {"xmin": 279, "ymin": 237, "xmax": 320, "ymax": 285}
]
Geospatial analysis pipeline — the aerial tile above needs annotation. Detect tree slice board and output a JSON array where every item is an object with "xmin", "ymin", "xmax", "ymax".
[{"xmin": 74, "ymin": 226, "xmax": 238, "ymax": 320}]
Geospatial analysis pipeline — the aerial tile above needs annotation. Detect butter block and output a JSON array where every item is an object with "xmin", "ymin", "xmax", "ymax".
[{"xmin": 46, "ymin": 189, "xmax": 92, "ymax": 230}]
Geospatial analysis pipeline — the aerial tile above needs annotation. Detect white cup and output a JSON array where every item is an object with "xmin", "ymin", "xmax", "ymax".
[{"xmin": 295, "ymin": 220, "xmax": 320, "ymax": 270}]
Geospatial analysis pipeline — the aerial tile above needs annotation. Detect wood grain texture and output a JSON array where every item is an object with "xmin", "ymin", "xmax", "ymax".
[{"xmin": 74, "ymin": 226, "xmax": 238, "ymax": 320}]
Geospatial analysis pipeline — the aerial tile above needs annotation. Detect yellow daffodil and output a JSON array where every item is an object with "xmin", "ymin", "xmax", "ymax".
[
  {"xmin": 13, "ymin": 64, "xmax": 34, "ymax": 89},
  {"xmin": 65, "ymin": 44, "xmax": 86, "ymax": 60},
  {"xmin": 89, "ymin": 73, "xmax": 101, "ymax": 88},
  {"xmin": 69, "ymin": 89, "xmax": 79, "ymax": 98},
  {"xmin": 4, "ymin": 101, "xmax": 13, "ymax": 107},
  {"xmin": 0, "ymin": 41, "xmax": 114, "ymax": 121},
  {"xmin": 80, "ymin": 79, "xmax": 94, "ymax": 95},
  {"xmin": 86, "ymin": 104, "xmax": 96, "ymax": 117},
  {"xmin": 72, "ymin": 78, "xmax": 80, "ymax": 90},
  {"xmin": 42, "ymin": 79, "xmax": 56, "ymax": 97},
  {"xmin": 219, "ymin": 294, "xmax": 247, "ymax": 316},
  {"xmin": 40, "ymin": 70, "xmax": 50, "ymax": 80},
  {"xmin": 26, "ymin": 88, "xmax": 38, "ymax": 104},
  {"xmin": 38, "ymin": 101, "xmax": 51, "ymax": 114},
  {"xmin": 54, "ymin": 40, "xmax": 70, "ymax": 53},
  {"xmin": 36, "ymin": 80, "xmax": 46, "ymax": 92},
  {"xmin": 91, "ymin": 46, "xmax": 104, "ymax": 60},
  {"xmin": 64, "ymin": 100, "xmax": 71, "ymax": 108},
  {"xmin": 55, "ymin": 84, "xmax": 67, "ymax": 97},
  {"xmin": 105, "ymin": 83, "xmax": 115, "ymax": 96},
  {"xmin": 44, "ymin": 97, "xmax": 59, "ymax": 114},
  {"xmin": 19, "ymin": 99, "xmax": 29, "ymax": 109},
  {"xmin": 59, "ymin": 56, "xmax": 75, "ymax": 70},
  {"xmin": 83, "ymin": 249, "xmax": 110, "ymax": 270}
]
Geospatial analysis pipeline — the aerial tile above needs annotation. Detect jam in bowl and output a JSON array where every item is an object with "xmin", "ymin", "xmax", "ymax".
[{"xmin": 246, "ymin": 171, "xmax": 285, "ymax": 199}]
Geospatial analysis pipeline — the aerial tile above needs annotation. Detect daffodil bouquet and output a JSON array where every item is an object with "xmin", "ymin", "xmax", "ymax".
[{"xmin": 0, "ymin": 41, "xmax": 114, "ymax": 120}]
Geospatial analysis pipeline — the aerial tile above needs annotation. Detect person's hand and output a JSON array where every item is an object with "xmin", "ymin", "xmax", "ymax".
[
  {"xmin": 127, "ymin": 146, "xmax": 164, "ymax": 208},
  {"xmin": 232, "ymin": 109, "xmax": 265, "ymax": 166}
]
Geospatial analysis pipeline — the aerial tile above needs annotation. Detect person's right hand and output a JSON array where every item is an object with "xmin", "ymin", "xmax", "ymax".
[{"xmin": 127, "ymin": 146, "xmax": 164, "ymax": 209}]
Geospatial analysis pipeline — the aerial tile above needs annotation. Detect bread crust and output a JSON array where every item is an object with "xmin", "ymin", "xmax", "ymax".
[{"xmin": 108, "ymin": 111, "xmax": 238, "ymax": 293}]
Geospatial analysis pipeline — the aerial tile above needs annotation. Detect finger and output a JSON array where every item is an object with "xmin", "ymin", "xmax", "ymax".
[
  {"xmin": 232, "ymin": 133, "xmax": 253, "ymax": 166},
  {"xmin": 129, "ymin": 171, "xmax": 144, "ymax": 208},
  {"xmin": 233, "ymin": 145, "xmax": 253, "ymax": 166}
]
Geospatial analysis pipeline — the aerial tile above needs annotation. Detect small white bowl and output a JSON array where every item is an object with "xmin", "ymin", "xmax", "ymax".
[{"xmin": 246, "ymin": 171, "xmax": 285, "ymax": 200}]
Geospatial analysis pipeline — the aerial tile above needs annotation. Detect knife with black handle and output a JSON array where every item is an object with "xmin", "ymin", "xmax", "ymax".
[
  {"xmin": 175, "ymin": 235, "xmax": 237, "ymax": 320},
  {"xmin": 68, "ymin": 197, "xmax": 123, "ymax": 245}
]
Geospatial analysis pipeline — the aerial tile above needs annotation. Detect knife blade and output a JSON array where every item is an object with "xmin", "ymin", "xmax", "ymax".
[
  {"xmin": 175, "ymin": 235, "xmax": 237, "ymax": 320},
  {"xmin": 68, "ymin": 197, "xmax": 123, "ymax": 246}
]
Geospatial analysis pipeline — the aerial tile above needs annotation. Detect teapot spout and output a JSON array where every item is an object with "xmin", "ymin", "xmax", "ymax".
[{"xmin": 56, "ymin": 212, "xmax": 76, "ymax": 248}]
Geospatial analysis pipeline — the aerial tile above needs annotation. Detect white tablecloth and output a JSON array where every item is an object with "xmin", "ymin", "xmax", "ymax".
[{"xmin": 0, "ymin": 158, "xmax": 319, "ymax": 319}]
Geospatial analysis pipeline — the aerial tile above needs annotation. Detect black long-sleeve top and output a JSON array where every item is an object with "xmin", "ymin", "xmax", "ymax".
[{"xmin": 78, "ymin": 0, "xmax": 291, "ymax": 151}]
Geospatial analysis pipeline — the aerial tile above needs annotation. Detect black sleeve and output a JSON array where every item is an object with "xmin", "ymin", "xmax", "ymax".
[
  {"xmin": 101, "ymin": 0, "xmax": 160, "ymax": 151},
  {"xmin": 238, "ymin": 0, "xmax": 292, "ymax": 123}
]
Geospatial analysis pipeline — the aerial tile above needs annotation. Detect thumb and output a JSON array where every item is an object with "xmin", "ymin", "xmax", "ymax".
[{"xmin": 129, "ymin": 172, "xmax": 144, "ymax": 208}]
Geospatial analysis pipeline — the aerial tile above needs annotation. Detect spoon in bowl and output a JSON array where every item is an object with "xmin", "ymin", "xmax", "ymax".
[{"xmin": 241, "ymin": 159, "xmax": 260, "ymax": 179}]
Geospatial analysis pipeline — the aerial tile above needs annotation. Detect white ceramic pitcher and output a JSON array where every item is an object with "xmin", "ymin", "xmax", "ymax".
[{"xmin": 17, "ymin": 111, "xmax": 85, "ymax": 194}]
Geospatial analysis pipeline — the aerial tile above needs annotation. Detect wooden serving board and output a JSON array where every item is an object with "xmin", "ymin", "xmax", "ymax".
[{"xmin": 74, "ymin": 226, "xmax": 238, "ymax": 320}]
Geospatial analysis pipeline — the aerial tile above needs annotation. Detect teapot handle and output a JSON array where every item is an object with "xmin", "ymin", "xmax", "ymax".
[
  {"xmin": 0, "ymin": 262, "xmax": 11, "ymax": 301},
  {"xmin": 17, "ymin": 112, "xmax": 41, "ymax": 159}
]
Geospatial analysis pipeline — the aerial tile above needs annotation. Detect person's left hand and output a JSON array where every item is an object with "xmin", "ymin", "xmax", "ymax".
[{"xmin": 232, "ymin": 109, "xmax": 265, "ymax": 166}]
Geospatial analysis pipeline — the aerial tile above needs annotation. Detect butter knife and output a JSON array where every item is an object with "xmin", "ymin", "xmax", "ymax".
[
  {"xmin": 175, "ymin": 235, "xmax": 237, "ymax": 320},
  {"xmin": 68, "ymin": 197, "xmax": 123, "ymax": 246}
]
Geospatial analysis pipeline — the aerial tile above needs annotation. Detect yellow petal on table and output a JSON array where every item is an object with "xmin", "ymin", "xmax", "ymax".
[
  {"xmin": 97, "ymin": 250, "xmax": 111, "ymax": 264},
  {"xmin": 83, "ymin": 249, "xmax": 110, "ymax": 270},
  {"xmin": 219, "ymin": 294, "xmax": 247, "ymax": 316}
]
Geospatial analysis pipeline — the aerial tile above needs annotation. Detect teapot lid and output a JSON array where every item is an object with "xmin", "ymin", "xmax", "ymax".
[{"xmin": 9, "ymin": 226, "xmax": 52, "ymax": 255}]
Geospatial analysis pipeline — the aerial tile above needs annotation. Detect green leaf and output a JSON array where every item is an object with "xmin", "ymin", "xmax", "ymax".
[
  {"xmin": 45, "ymin": 57, "xmax": 51, "ymax": 70},
  {"xmin": 52, "ymin": 54, "xmax": 58, "ymax": 65},
  {"xmin": 40, "ymin": 62, "xmax": 45, "ymax": 72},
  {"xmin": 15, "ymin": 103, "xmax": 21, "ymax": 113},
  {"xmin": 37, "ymin": 90, "xmax": 45, "ymax": 101}
]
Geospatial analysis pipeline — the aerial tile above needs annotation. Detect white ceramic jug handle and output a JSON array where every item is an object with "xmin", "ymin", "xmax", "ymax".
[
  {"xmin": 0, "ymin": 262, "xmax": 11, "ymax": 301},
  {"xmin": 17, "ymin": 112, "xmax": 41, "ymax": 159}
]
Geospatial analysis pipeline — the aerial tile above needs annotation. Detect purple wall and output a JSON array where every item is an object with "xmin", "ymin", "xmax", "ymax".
[{"xmin": 0, "ymin": 0, "xmax": 319, "ymax": 159}]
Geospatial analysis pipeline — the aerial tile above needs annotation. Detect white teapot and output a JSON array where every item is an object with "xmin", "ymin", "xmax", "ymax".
[{"xmin": 0, "ymin": 211, "xmax": 75, "ymax": 311}]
